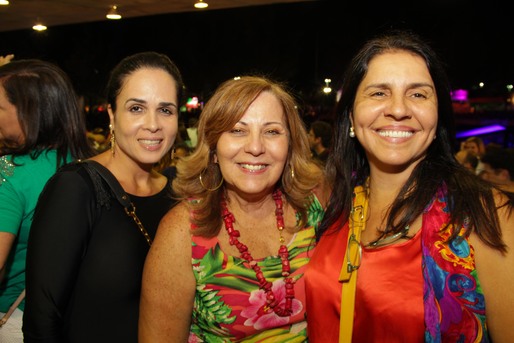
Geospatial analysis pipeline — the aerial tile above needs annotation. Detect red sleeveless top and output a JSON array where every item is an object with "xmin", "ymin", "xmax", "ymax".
[{"xmin": 305, "ymin": 218, "xmax": 424, "ymax": 342}]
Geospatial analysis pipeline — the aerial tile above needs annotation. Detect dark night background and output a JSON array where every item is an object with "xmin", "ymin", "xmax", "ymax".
[{"xmin": 0, "ymin": 0, "xmax": 512, "ymax": 123}]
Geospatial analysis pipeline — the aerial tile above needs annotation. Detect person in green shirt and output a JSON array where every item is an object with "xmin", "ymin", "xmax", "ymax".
[{"xmin": 0, "ymin": 59, "xmax": 94, "ymax": 342}]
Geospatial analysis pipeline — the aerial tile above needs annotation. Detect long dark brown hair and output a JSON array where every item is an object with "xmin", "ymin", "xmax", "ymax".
[
  {"xmin": 0, "ymin": 59, "xmax": 95, "ymax": 165},
  {"xmin": 319, "ymin": 29, "xmax": 512, "ymax": 253}
]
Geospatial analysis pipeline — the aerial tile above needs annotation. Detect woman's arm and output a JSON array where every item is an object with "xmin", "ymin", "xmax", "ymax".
[
  {"xmin": 23, "ymin": 170, "xmax": 95, "ymax": 342},
  {"xmin": 139, "ymin": 201, "xmax": 196, "ymax": 342},
  {"xmin": 312, "ymin": 177, "xmax": 330, "ymax": 209},
  {"xmin": 471, "ymin": 192, "xmax": 514, "ymax": 343},
  {"xmin": 0, "ymin": 175, "xmax": 22, "ymax": 284},
  {"xmin": 0, "ymin": 232, "xmax": 15, "ymax": 283}
]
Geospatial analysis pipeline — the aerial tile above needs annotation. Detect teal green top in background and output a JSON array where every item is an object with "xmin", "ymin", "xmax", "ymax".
[{"xmin": 0, "ymin": 150, "xmax": 71, "ymax": 312}]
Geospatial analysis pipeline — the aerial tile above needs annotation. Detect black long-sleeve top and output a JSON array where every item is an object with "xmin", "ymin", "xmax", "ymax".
[{"xmin": 23, "ymin": 162, "xmax": 176, "ymax": 343}]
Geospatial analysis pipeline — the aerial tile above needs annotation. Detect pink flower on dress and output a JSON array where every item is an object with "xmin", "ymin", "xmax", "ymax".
[
  {"xmin": 188, "ymin": 332, "xmax": 203, "ymax": 343},
  {"xmin": 241, "ymin": 279, "xmax": 303, "ymax": 330}
]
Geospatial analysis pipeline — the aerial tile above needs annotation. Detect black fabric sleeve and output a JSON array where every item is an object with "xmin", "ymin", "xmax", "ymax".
[{"xmin": 23, "ymin": 167, "xmax": 95, "ymax": 342}]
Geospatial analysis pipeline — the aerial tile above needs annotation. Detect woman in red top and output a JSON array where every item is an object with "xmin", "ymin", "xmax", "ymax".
[{"xmin": 305, "ymin": 30, "xmax": 514, "ymax": 343}]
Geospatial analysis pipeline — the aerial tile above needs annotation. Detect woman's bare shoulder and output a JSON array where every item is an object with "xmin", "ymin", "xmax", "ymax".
[
  {"xmin": 312, "ymin": 178, "xmax": 331, "ymax": 208},
  {"xmin": 470, "ymin": 188, "xmax": 514, "ymax": 342},
  {"xmin": 155, "ymin": 201, "xmax": 192, "ymax": 243}
]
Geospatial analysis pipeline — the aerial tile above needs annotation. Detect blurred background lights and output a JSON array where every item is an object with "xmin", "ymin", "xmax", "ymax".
[
  {"xmin": 323, "ymin": 78, "xmax": 332, "ymax": 94},
  {"xmin": 194, "ymin": 0, "xmax": 208, "ymax": 9},
  {"xmin": 456, "ymin": 124, "xmax": 506, "ymax": 139},
  {"xmin": 32, "ymin": 23, "xmax": 47, "ymax": 31},
  {"xmin": 106, "ymin": 5, "xmax": 122, "ymax": 20},
  {"xmin": 451, "ymin": 89, "xmax": 469, "ymax": 102}
]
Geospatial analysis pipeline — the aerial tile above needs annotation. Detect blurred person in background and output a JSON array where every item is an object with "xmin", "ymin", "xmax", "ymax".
[
  {"xmin": 308, "ymin": 120, "xmax": 332, "ymax": 165},
  {"xmin": 464, "ymin": 136, "xmax": 486, "ymax": 175},
  {"xmin": 155, "ymin": 141, "xmax": 191, "ymax": 181},
  {"xmin": 463, "ymin": 136, "xmax": 486, "ymax": 157},
  {"xmin": 455, "ymin": 148, "xmax": 479, "ymax": 172},
  {"xmin": 0, "ymin": 59, "xmax": 94, "ymax": 342},
  {"xmin": 481, "ymin": 147, "xmax": 514, "ymax": 192},
  {"xmin": 185, "ymin": 117, "xmax": 199, "ymax": 149},
  {"xmin": 86, "ymin": 127, "xmax": 109, "ymax": 152}
]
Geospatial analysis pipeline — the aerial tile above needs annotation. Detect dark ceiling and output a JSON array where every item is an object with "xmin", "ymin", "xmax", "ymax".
[
  {"xmin": 1, "ymin": 0, "xmax": 512, "ymax": 103},
  {"xmin": 0, "ymin": 0, "xmax": 314, "ymax": 32}
]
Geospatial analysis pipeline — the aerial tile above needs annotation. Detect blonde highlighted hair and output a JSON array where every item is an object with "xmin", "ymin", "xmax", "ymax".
[{"xmin": 173, "ymin": 75, "xmax": 323, "ymax": 237}]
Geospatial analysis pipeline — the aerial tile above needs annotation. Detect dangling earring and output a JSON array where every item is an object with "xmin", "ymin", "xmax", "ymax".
[
  {"xmin": 290, "ymin": 165, "xmax": 295, "ymax": 179},
  {"xmin": 349, "ymin": 127, "xmax": 355, "ymax": 138},
  {"xmin": 170, "ymin": 147, "xmax": 176, "ymax": 161},
  {"xmin": 109, "ymin": 124, "xmax": 115, "ymax": 156}
]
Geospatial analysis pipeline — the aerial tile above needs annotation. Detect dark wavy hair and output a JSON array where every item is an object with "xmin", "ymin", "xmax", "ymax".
[
  {"xmin": 319, "ymin": 29, "xmax": 511, "ymax": 253},
  {"xmin": 0, "ymin": 59, "xmax": 95, "ymax": 165}
]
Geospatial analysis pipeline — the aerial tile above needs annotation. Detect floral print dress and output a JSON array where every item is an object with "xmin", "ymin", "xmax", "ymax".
[{"xmin": 189, "ymin": 196, "xmax": 324, "ymax": 343}]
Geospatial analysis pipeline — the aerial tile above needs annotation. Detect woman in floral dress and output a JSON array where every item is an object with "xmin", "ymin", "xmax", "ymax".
[{"xmin": 139, "ymin": 76, "xmax": 327, "ymax": 342}]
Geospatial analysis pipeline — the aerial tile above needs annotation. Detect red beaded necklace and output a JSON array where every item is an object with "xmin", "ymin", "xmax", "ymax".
[{"xmin": 221, "ymin": 188, "xmax": 295, "ymax": 317}]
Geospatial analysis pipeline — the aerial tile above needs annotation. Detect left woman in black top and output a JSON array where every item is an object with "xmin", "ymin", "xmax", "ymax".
[{"xmin": 23, "ymin": 51, "xmax": 184, "ymax": 343}]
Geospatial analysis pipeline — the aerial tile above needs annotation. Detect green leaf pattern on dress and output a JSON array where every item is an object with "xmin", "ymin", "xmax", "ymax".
[{"xmin": 189, "ymin": 194, "xmax": 325, "ymax": 342}]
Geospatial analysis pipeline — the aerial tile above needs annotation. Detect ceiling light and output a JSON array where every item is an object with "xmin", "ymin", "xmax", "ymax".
[
  {"xmin": 0, "ymin": 0, "xmax": 9, "ymax": 5},
  {"xmin": 194, "ymin": 0, "xmax": 208, "ymax": 9},
  {"xmin": 106, "ymin": 5, "xmax": 122, "ymax": 20},
  {"xmin": 32, "ymin": 23, "xmax": 47, "ymax": 31}
]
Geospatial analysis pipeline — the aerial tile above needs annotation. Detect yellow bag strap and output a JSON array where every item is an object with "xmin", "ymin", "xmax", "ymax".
[{"xmin": 338, "ymin": 185, "xmax": 367, "ymax": 343}]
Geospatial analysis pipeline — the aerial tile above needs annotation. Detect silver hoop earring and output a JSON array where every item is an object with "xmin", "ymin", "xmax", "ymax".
[
  {"xmin": 349, "ymin": 127, "xmax": 355, "ymax": 138},
  {"xmin": 199, "ymin": 169, "xmax": 223, "ymax": 192}
]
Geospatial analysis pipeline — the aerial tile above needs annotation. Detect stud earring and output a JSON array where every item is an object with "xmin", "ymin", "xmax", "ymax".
[{"xmin": 349, "ymin": 127, "xmax": 355, "ymax": 138}]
